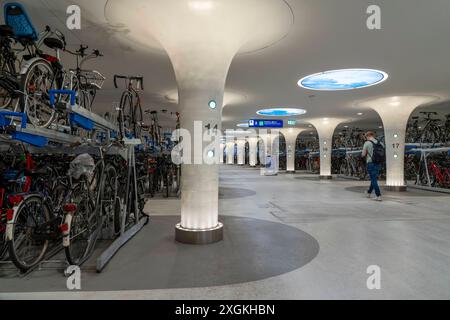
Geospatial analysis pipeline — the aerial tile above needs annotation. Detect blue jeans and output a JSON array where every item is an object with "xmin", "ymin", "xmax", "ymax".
[{"xmin": 367, "ymin": 163, "xmax": 381, "ymax": 197}]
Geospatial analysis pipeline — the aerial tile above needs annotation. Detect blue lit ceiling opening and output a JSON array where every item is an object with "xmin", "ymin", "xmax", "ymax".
[
  {"xmin": 256, "ymin": 108, "xmax": 307, "ymax": 117},
  {"xmin": 298, "ymin": 69, "xmax": 388, "ymax": 91}
]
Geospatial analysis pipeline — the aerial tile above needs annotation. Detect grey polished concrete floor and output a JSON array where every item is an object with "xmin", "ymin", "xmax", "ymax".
[{"xmin": 2, "ymin": 166, "xmax": 450, "ymax": 299}]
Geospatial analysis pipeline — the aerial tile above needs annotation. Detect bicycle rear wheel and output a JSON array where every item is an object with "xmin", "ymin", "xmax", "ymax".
[
  {"xmin": 0, "ymin": 60, "xmax": 14, "ymax": 109},
  {"xmin": 8, "ymin": 195, "xmax": 50, "ymax": 272},
  {"xmin": 64, "ymin": 178, "xmax": 98, "ymax": 266},
  {"xmin": 118, "ymin": 92, "xmax": 134, "ymax": 139},
  {"xmin": 20, "ymin": 59, "xmax": 56, "ymax": 128}
]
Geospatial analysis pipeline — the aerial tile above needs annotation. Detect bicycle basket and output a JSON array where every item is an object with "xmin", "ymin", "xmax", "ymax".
[
  {"xmin": 77, "ymin": 70, "xmax": 106, "ymax": 90},
  {"xmin": 68, "ymin": 153, "xmax": 95, "ymax": 180}
]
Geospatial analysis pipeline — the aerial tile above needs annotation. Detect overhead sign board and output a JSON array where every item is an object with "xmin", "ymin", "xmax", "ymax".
[{"xmin": 248, "ymin": 119, "xmax": 284, "ymax": 128}]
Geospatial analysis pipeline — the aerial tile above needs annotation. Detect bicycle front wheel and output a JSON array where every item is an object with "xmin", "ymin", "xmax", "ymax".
[
  {"xmin": 64, "ymin": 179, "xmax": 98, "ymax": 266},
  {"xmin": 8, "ymin": 195, "xmax": 50, "ymax": 272}
]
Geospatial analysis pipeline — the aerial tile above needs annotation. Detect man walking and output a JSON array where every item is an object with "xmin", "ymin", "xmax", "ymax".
[{"xmin": 362, "ymin": 131, "xmax": 384, "ymax": 201}]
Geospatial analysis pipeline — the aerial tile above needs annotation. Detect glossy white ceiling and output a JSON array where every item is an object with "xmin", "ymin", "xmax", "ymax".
[{"xmin": 5, "ymin": 0, "xmax": 450, "ymax": 131}]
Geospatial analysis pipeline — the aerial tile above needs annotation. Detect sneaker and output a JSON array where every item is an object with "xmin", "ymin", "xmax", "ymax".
[
  {"xmin": 374, "ymin": 196, "xmax": 382, "ymax": 202},
  {"xmin": 366, "ymin": 192, "xmax": 372, "ymax": 198}
]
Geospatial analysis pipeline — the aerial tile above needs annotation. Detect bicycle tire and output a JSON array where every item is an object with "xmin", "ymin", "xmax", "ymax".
[
  {"xmin": 0, "ymin": 59, "xmax": 14, "ymax": 109},
  {"xmin": 8, "ymin": 195, "xmax": 51, "ymax": 272},
  {"xmin": 118, "ymin": 91, "xmax": 134, "ymax": 140},
  {"xmin": 64, "ymin": 177, "xmax": 98, "ymax": 266}
]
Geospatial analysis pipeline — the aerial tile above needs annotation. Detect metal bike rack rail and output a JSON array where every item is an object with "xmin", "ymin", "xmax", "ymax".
[{"xmin": 407, "ymin": 146, "xmax": 450, "ymax": 194}]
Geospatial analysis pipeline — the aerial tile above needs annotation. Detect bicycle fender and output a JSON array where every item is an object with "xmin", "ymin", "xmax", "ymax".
[
  {"xmin": 6, "ymin": 193, "xmax": 45, "ymax": 241},
  {"xmin": 5, "ymin": 205, "xmax": 20, "ymax": 241},
  {"xmin": 20, "ymin": 57, "xmax": 45, "ymax": 75},
  {"xmin": 62, "ymin": 213, "xmax": 74, "ymax": 247}
]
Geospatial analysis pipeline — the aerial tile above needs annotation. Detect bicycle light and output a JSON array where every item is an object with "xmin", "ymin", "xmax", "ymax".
[
  {"xmin": 6, "ymin": 209, "xmax": 14, "ymax": 221},
  {"xmin": 59, "ymin": 223, "xmax": 69, "ymax": 233},
  {"xmin": 63, "ymin": 203, "xmax": 77, "ymax": 212},
  {"xmin": 8, "ymin": 195, "xmax": 23, "ymax": 205}
]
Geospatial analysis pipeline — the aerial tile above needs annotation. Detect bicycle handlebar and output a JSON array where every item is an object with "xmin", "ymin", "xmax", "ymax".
[{"xmin": 113, "ymin": 75, "xmax": 144, "ymax": 90}]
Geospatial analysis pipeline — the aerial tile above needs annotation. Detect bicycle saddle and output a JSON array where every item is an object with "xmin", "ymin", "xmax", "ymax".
[
  {"xmin": 0, "ymin": 25, "xmax": 14, "ymax": 38},
  {"xmin": 43, "ymin": 37, "xmax": 64, "ymax": 50}
]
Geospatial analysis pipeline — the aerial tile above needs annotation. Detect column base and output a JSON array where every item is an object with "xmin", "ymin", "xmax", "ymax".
[
  {"xmin": 319, "ymin": 175, "xmax": 333, "ymax": 180},
  {"xmin": 175, "ymin": 223, "xmax": 224, "ymax": 244},
  {"xmin": 384, "ymin": 185, "xmax": 408, "ymax": 192},
  {"xmin": 286, "ymin": 170, "xmax": 296, "ymax": 174}
]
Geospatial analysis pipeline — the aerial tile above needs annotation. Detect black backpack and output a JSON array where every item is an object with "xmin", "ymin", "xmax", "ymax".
[{"xmin": 370, "ymin": 140, "xmax": 385, "ymax": 164}]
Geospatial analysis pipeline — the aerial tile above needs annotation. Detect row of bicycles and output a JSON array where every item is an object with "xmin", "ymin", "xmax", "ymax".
[
  {"xmin": 0, "ymin": 143, "xmax": 147, "ymax": 272},
  {"xmin": 406, "ymin": 111, "xmax": 450, "ymax": 146}
]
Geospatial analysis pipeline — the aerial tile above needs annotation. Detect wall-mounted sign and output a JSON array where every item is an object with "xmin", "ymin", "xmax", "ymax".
[
  {"xmin": 248, "ymin": 119, "xmax": 284, "ymax": 128},
  {"xmin": 287, "ymin": 120, "xmax": 296, "ymax": 126}
]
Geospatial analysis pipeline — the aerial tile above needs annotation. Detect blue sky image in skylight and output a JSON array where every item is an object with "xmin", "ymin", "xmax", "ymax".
[
  {"xmin": 256, "ymin": 108, "xmax": 307, "ymax": 117},
  {"xmin": 298, "ymin": 69, "xmax": 388, "ymax": 91}
]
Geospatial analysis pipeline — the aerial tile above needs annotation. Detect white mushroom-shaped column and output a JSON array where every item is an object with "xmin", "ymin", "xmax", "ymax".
[
  {"xmin": 260, "ymin": 130, "xmax": 281, "ymax": 175},
  {"xmin": 280, "ymin": 128, "xmax": 304, "ymax": 173},
  {"xmin": 359, "ymin": 96, "xmax": 437, "ymax": 191},
  {"xmin": 226, "ymin": 140, "xmax": 235, "ymax": 165},
  {"xmin": 248, "ymin": 136, "xmax": 259, "ymax": 167},
  {"xmin": 236, "ymin": 139, "xmax": 246, "ymax": 165},
  {"xmin": 105, "ymin": 0, "xmax": 292, "ymax": 243},
  {"xmin": 219, "ymin": 143, "xmax": 225, "ymax": 163},
  {"xmin": 309, "ymin": 118, "xmax": 346, "ymax": 179}
]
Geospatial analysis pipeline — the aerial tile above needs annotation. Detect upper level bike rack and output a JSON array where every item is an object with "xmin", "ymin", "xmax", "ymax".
[{"xmin": 0, "ymin": 90, "xmax": 121, "ymax": 149}]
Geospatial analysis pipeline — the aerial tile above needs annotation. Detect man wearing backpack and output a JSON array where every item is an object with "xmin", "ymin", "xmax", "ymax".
[{"xmin": 362, "ymin": 131, "xmax": 385, "ymax": 201}]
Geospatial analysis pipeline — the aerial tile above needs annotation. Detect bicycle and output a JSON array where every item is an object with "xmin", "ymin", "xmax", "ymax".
[{"xmin": 114, "ymin": 75, "xmax": 144, "ymax": 140}]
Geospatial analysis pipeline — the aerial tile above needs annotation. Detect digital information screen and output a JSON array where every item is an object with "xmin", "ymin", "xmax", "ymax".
[{"xmin": 248, "ymin": 119, "xmax": 284, "ymax": 128}]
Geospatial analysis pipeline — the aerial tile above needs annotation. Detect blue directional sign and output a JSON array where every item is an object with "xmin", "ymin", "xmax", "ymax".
[{"xmin": 248, "ymin": 119, "xmax": 284, "ymax": 128}]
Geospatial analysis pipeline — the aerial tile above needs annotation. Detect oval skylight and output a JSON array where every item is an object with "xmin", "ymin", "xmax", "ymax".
[
  {"xmin": 256, "ymin": 108, "xmax": 307, "ymax": 117},
  {"xmin": 298, "ymin": 69, "xmax": 388, "ymax": 91}
]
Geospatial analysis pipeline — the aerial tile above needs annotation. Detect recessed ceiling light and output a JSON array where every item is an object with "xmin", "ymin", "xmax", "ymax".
[
  {"xmin": 208, "ymin": 100, "xmax": 217, "ymax": 109},
  {"xmin": 379, "ymin": 126, "xmax": 383, "ymax": 129},
  {"xmin": 256, "ymin": 108, "xmax": 307, "ymax": 117},
  {"xmin": 298, "ymin": 68, "xmax": 388, "ymax": 91},
  {"xmin": 357, "ymin": 112, "xmax": 363, "ymax": 116},
  {"xmin": 189, "ymin": 1, "xmax": 213, "ymax": 11}
]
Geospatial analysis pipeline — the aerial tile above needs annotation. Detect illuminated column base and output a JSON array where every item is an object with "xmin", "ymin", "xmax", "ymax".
[{"xmin": 175, "ymin": 223, "xmax": 223, "ymax": 244}]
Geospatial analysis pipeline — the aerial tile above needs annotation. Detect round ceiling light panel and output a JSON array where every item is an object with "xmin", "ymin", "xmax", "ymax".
[
  {"xmin": 256, "ymin": 108, "xmax": 307, "ymax": 117},
  {"xmin": 298, "ymin": 68, "xmax": 388, "ymax": 91}
]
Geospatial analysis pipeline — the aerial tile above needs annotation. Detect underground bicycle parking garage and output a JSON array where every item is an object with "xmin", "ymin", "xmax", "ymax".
[{"xmin": 0, "ymin": 0, "xmax": 449, "ymax": 304}]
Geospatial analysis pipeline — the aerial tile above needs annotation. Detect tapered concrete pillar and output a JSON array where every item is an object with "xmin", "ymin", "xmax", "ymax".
[
  {"xmin": 248, "ymin": 137, "xmax": 258, "ymax": 167},
  {"xmin": 219, "ymin": 143, "xmax": 225, "ymax": 164},
  {"xmin": 106, "ymin": 0, "xmax": 293, "ymax": 243},
  {"xmin": 260, "ymin": 130, "xmax": 280, "ymax": 175},
  {"xmin": 226, "ymin": 141, "xmax": 235, "ymax": 165},
  {"xmin": 280, "ymin": 128, "xmax": 304, "ymax": 173},
  {"xmin": 236, "ymin": 139, "xmax": 246, "ymax": 165},
  {"xmin": 309, "ymin": 118, "xmax": 346, "ymax": 179},
  {"xmin": 359, "ymin": 96, "xmax": 437, "ymax": 191}
]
